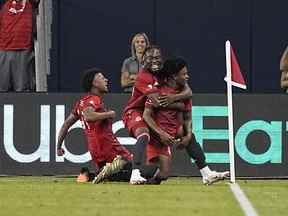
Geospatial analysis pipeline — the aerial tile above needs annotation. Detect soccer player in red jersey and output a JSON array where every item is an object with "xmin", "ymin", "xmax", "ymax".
[
  {"xmin": 143, "ymin": 57, "xmax": 229, "ymax": 185},
  {"xmin": 144, "ymin": 85, "xmax": 184, "ymax": 179},
  {"xmin": 57, "ymin": 68, "xmax": 160, "ymax": 184},
  {"xmin": 122, "ymin": 46, "xmax": 192, "ymax": 184}
]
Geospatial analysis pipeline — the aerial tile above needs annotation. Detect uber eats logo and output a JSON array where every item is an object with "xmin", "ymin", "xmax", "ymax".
[
  {"xmin": 1, "ymin": 105, "xmax": 283, "ymax": 164},
  {"xmin": 193, "ymin": 106, "xmax": 282, "ymax": 164}
]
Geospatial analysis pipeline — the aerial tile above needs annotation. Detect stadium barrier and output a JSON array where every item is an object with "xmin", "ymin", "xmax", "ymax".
[{"xmin": 0, "ymin": 93, "xmax": 287, "ymax": 177}]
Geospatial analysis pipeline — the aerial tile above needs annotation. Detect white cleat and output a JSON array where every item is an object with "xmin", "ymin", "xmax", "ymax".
[
  {"xmin": 203, "ymin": 171, "xmax": 230, "ymax": 185},
  {"xmin": 130, "ymin": 169, "xmax": 147, "ymax": 185}
]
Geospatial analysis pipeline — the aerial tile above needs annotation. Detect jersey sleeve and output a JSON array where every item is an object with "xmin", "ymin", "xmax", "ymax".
[
  {"xmin": 72, "ymin": 96, "xmax": 102, "ymax": 118},
  {"xmin": 85, "ymin": 96, "xmax": 102, "ymax": 111},
  {"xmin": 135, "ymin": 71, "xmax": 158, "ymax": 95}
]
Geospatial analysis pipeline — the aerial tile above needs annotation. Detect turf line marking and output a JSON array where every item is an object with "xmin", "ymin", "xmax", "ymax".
[{"xmin": 229, "ymin": 183, "xmax": 258, "ymax": 216}]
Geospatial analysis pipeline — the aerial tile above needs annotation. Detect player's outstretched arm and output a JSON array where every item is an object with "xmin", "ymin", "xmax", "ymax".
[
  {"xmin": 177, "ymin": 83, "xmax": 193, "ymax": 100},
  {"xmin": 161, "ymin": 102, "xmax": 185, "ymax": 111},
  {"xmin": 158, "ymin": 83, "xmax": 192, "ymax": 107},
  {"xmin": 83, "ymin": 106, "xmax": 115, "ymax": 121},
  {"xmin": 57, "ymin": 113, "xmax": 78, "ymax": 156},
  {"xmin": 147, "ymin": 93, "xmax": 185, "ymax": 109}
]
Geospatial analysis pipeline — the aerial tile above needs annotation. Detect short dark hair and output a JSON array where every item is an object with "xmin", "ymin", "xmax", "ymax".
[
  {"xmin": 162, "ymin": 57, "xmax": 187, "ymax": 79},
  {"xmin": 143, "ymin": 45, "xmax": 161, "ymax": 56},
  {"xmin": 81, "ymin": 68, "xmax": 103, "ymax": 92}
]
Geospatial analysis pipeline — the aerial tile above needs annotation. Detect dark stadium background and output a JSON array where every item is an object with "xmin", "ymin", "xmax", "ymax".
[{"xmin": 49, "ymin": 0, "xmax": 288, "ymax": 93}]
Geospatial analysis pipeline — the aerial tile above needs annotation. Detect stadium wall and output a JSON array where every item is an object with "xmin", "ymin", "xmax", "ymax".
[
  {"xmin": 49, "ymin": 0, "xmax": 288, "ymax": 93},
  {"xmin": 0, "ymin": 93, "xmax": 287, "ymax": 177}
]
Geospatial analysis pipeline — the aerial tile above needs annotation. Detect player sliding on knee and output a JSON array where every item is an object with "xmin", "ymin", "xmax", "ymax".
[{"xmin": 56, "ymin": 68, "xmax": 161, "ymax": 184}]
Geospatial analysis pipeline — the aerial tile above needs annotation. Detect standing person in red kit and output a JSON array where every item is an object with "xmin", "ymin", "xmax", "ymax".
[
  {"xmin": 122, "ymin": 46, "xmax": 193, "ymax": 184},
  {"xmin": 143, "ymin": 57, "xmax": 230, "ymax": 185},
  {"xmin": 0, "ymin": 0, "xmax": 39, "ymax": 92},
  {"xmin": 57, "ymin": 68, "xmax": 161, "ymax": 184}
]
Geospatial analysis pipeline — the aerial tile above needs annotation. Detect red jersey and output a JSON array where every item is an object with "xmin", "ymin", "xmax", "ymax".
[
  {"xmin": 123, "ymin": 69, "xmax": 158, "ymax": 114},
  {"xmin": 0, "ymin": 0, "xmax": 33, "ymax": 50},
  {"xmin": 145, "ymin": 85, "xmax": 192, "ymax": 143},
  {"xmin": 72, "ymin": 94, "xmax": 132, "ymax": 164}
]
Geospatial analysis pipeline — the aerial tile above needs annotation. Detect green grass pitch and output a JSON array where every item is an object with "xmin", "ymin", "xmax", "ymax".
[{"xmin": 0, "ymin": 177, "xmax": 287, "ymax": 216}]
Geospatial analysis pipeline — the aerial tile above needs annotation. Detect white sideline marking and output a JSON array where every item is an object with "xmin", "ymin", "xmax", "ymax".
[{"xmin": 229, "ymin": 183, "xmax": 258, "ymax": 216}]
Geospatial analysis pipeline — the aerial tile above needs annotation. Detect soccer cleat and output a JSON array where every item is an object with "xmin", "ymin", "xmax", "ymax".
[
  {"xmin": 92, "ymin": 155, "xmax": 127, "ymax": 184},
  {"xmin": 129, "ymin": 169, "xmax": 147, "ymax": 185},
  {"xmin": 202, "ymin": 170, "xmax": 230, "ymax": 185}
]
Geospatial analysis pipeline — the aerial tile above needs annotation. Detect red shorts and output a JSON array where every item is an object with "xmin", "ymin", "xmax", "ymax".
[
  {"xmin": 88, "ymin": 137, "xmax": 133, "ymax": 168},
  {"xmin": 146, "ymin": 137, "xmax": 172, "ymax": 163},
  {"xmin": 122, "ymin": 110, "xmax": 148, "ymax": 137}
]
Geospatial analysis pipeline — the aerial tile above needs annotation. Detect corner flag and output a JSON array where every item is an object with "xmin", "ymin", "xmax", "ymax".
[
  {"xmin": 225, "ymin": 41, "xmax": 246, "ymax": 184},
  {"xmin": 224, "ymin": 42, "xmax": 246, "ymax": 89}
]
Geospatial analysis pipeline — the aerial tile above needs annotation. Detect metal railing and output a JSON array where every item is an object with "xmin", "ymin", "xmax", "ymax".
[{"xmin": 34, "ymin": 0, "xmax": 52, "ymax": 92}]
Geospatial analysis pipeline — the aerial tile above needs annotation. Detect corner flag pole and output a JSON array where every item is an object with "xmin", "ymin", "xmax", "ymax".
[{"xmin": 225, "ymin": 40, "xmax": 236, "ymax": 183}]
